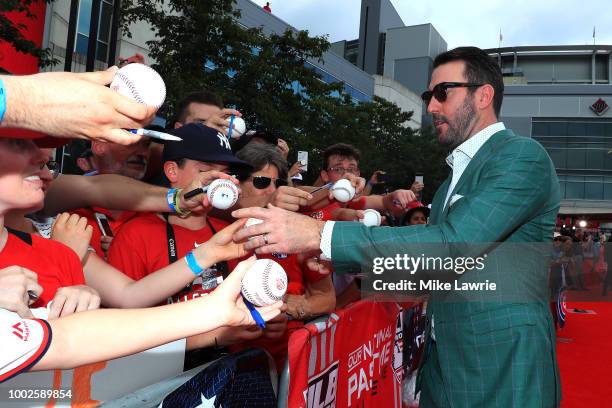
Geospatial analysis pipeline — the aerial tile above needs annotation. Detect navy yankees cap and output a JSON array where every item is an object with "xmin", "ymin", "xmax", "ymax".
[{"xmin": 163, "ymin": 123, "xmax": 252, "ymax": 172}]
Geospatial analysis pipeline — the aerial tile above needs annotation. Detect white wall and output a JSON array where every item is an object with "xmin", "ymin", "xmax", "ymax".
[{"xmin": 373, "ymin": 75, "xmax": 422, "ymax": 129}]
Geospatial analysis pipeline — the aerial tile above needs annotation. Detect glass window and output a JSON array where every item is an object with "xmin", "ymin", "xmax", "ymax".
[
  {"xmin": 565, "ymin": 182, "xmax": 584, "ymax": 199},
  {"xmin": 99, "ymin": 1, "xmax": 113, "ymax": 43},
  {"xmin": 77, "ymin": 0, "xmax": 93, "ymax": 36},
  {"xmin": 532, "ymin": 122, "xmax": 549, "ymax": 136},
  {"xmin": 547, "ymin": 148, "xmax": 567, "ymax": 169},
  {"xmin": 585, "ymin": 178, "xmax": 603, "ymax": 200},
  {"xmin": 586, "ymin": 122, "xmax": 606, "ymax": 137},
  {"xmin": 549, "ymin": 122, "xmax": 567, "ymax": 137},
  {"xmin": 604, "ymin": 184, "xmax": 612, "ymax": 200},
  {"xmin": 566, "ymin": 149, "xmax": 586, "ymax": 169},
  {"xmin": 585, "ymin": 149, "xmax": 604, "ymax": 170},
  {"xmin": 566, "ymin": 122, "xmax": 585, "ymax": 136},
  {"xmin": 76, "ymin": 33, "xmax": 89, "ymax": 56},
  {"xmin": 96, "ymin": 41, "xmax": 107, "ymax": 61}
]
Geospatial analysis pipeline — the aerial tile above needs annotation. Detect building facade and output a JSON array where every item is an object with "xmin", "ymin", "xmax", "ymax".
[
  {"xmin": 487, "ymin": 45, "xmax": 612, "ymax": 225},
  {"xmin": 331, "ymin": 0, "xmax": 447, "ymax": 127}
]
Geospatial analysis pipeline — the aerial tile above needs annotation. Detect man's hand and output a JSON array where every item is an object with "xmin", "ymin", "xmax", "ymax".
[
  {"xmin": 195, "ymin": 219, "xmax": 250, "ymax": 266},
  {"xmin": 232, "ymin": 204, "xmax": 324, "ymax": 254},
  {"xmin": 288, "ymin": 161, "xmax": 304, "ymax": 179},
  {"xmin": 205, "ymin": 109, "xmax": 242, "ymax": 137},
  {"xmin": 48, "ymin": 285, "xmax": 101, "ymax": 319},
  {"xmin": 303, "ymin": 256, "xmax": 333, "ymax": 276},
  {"xmin": 369, "ymin": 170, "xmax": 386, "ymax": 185},
  {"xmin": 383, "ymin": 189, "xmax": 417, "ymax": 212},
  {"xmin": 329, "ymin": 174, "xmax": 366, "ymax": 201},
  {"xmin": 100, "ymin": 235, "xmax": 113, "ymax": 260},
  {"xmin": 0, "ymin": 266, "xmax": 43, "ymax": 318},
  {"xmin": 269, "ymin": 186, "xmax": 313, "ymax": 212},
  {"xmin": 410, "ymin": 181, "xmax": 424, "ymax": 194},
  {"xmin": 178, "ymin": 171, "xmax": 241, "ymax": 213},
  {"xmin": 51, "ymin": 213, "xmax": 93, "ymax": 262},
  {"xmin": 1, "ymin": 68, "xmax": 157, "ymax": 145},
  {"xmin": 276, "ymin": 138, "xmax": 290, "ymax": 159}
]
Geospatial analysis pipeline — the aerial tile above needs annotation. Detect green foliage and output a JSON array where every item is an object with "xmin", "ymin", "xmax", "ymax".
[
  {"xmin": 121, "ymin": 0, "xmax": 449, "ymax": 199},
  {"xmin": 0, "ymin": 0, "xmax": 58, "ymax": 68}
]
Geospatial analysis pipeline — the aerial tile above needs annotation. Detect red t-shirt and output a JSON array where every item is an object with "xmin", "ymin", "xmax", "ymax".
[
  {"xmin": 72, "ymin": 207, "xmax": 137, "ymax": 259},
  {"xmin": 305, "ymin": 196, "xmax": 367, "ymax": 221},
  {"xmin": 107, "ymin": 213, "xmax": 237, "ymax": 305},
  {"xmin": 0, "ymin": 229, "xmax": 85, "ymax": 307}
]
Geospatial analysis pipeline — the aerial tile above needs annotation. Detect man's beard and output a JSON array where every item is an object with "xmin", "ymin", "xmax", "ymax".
[{"xmin": 434, "ymin": 97, "xmax": 478, "ymax": 150}]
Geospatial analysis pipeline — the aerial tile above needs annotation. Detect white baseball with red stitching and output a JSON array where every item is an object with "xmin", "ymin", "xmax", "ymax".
[
  {"xmin": 241, "ymin": 259, "xmax": 287, "ymax": 306},
  {"xmin": 110, "ymin": 63, "xmax": 166, "ymax": 108},
  {"xmin": 207, "ymin": 179, "xmax": 239, "ymax": 210}
]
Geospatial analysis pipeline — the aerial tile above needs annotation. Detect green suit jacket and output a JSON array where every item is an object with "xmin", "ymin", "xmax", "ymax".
[{"xmin": 330, "ymin": 129, "xmax": 561, "ymax": 407}]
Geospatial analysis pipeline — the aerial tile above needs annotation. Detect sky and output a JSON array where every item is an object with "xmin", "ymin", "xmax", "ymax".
[{"xmin": 250, "ymin": 0, "xmax": 612, "ymax": 50}]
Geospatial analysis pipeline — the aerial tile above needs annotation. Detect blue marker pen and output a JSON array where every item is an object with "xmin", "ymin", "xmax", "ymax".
[
  {"xmin": 241, "ymin": 294, "xmax": 266, "ymax": 329},
  {"xmin": 227, "ymin": 113, "xmax": 235, "ymax": 140}
]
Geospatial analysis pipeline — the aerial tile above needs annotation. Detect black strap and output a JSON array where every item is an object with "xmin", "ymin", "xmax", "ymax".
[
  {"xmin": 6, "ymin": 227, "xmax": 33, "ymax": 246},
  {"xmin": 163, "ymin": 213, "xmax": 178, "ymax": 264},
  {"xmin": 163, "ymin": 214, "xmax": 229, "ymax": 278}
]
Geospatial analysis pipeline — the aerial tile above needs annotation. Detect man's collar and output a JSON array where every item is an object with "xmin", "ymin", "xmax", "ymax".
[{"xmin": 446, "ymin": 122, "xmax": 505, "ymax": 169}]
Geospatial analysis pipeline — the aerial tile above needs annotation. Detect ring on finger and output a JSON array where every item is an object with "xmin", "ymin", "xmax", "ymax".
[{"xmin": 263, "ymin": 233, "xmax": 269, "ymax": 245}]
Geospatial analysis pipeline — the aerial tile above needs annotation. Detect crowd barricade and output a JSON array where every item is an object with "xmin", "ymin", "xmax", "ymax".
[{"xmin": 280, "ymin": 298, "xmax": 424, "ymax": 408}]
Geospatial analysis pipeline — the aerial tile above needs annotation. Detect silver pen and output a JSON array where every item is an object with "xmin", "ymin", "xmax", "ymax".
[{"xmin": 129, "ymin": 128, "xmax": 182, "ymax": 141}]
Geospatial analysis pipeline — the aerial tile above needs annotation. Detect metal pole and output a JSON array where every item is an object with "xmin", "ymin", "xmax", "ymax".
[
  {"xmin": 64, "ymin": 0, "xmax": 80, "ymax": 72},
  {"xmin": 86, "ymin": 0, "xmax": 101, "ymax": 71},
  {"xmin": 107, "ymin": 0, "xmax": 123, "ymax": 66}
]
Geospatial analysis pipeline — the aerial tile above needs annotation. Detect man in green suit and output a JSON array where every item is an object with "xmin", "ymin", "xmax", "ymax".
[{"xmin": 233, "ymin": 46, "xmax": 561, "ymax": 407}]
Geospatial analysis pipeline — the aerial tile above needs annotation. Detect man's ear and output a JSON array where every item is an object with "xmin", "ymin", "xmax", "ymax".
[
  {"xmin": 163, "ymin": 161, "xmax": 179, "ymax": 183},
  {"xmin": 91, "ymin": 141, "xmax": 107, "ymax": 156},
  {"xmin": 320, "ymin": 170, "xmax": 329, "ymax": 183},
  {"xmin": 476, "ymin": 84, "xmax": 495, "ymax": 111}
]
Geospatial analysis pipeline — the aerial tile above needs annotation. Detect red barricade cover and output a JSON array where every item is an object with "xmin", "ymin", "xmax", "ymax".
[{"xmin": 288, "ymin": 299, "xmax": 416, "ymax": 408}]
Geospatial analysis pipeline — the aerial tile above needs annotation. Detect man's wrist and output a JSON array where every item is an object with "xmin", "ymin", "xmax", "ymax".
[
  {"xmin": 319, "ymin": 221, "xmax": 335, "ymax": 260},
  {"xmin": 0, "ymin": 75, "xmax": 26, "ymax": 128}
]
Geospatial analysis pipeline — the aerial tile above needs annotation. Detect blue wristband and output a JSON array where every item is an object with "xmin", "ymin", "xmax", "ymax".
[
  {"xmin": 185, "ymin": 251, "xmax": 204, "ymax": 276},
  {"xmin": 166, "ymin": 188, "xmax": 178, "ymax": 213},
  {"xmin": 0, "ymin": 78, "xmax": 6, "ymax": 124}
]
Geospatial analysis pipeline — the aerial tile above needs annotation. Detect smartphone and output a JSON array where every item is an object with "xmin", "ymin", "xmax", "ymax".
[
  {"xmin": 297, "ymin": 151, "xmax": 308, "ymax": 172},
  {"xmin": 415, "ymin": 174, "xmax": 424, "ymax": 184},
  {"xmin": 95, "ymin": 212, "xmax": 114, "ymax": 237}
]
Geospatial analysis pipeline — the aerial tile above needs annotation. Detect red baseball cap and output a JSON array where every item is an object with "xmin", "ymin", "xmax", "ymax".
[{"xmin": 0, "ymin": 128, "xmax": 71, "ymax": 148}]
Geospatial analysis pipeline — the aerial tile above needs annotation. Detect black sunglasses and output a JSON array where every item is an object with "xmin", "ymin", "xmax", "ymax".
[
  {"xmin": 421, "ymin": 82, "xmax": 484, "ymax": 105},
  {"xmin": 251, "ymin": 176, "xmax": 287, "ymax": 189}
]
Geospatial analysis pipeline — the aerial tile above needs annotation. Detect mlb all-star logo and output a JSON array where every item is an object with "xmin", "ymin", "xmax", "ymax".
[{"xmin": 590, "ymin": 98, "xmax": 609, "ymax": 116}]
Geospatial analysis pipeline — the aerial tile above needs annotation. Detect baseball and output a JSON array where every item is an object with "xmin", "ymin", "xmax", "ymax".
[
  {"xmin": 206, "ymin": 179, "xmax": 239, "ymax": 210},
  {"xmin": 110, "ymin": 63, "xmax": 166, "ymax": 109},
  {"xmin": 226, "ymin": 116, "xmax": 246, "ymax": 138},
  {"xmin": 241, "ymin": 259, "xmax": 288, "ymax": 307},
  {"xmin": 361, "ymin": 209, "xmax": 382, "ymax": 227},
  {"xmin": 244, "ymin": 218, "xmax": 263, "ymax": 241},
  {"xmin": 331, "ymin": 179, "xmax": 356, "ymax": 202}
]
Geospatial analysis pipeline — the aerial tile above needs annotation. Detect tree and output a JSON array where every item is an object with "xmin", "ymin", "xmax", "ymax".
[
  {"xmin": 0, "ymin": 0, "xmax": 57, "ymax": 68},
  {"xmin": 121, "ymin": 0, "xmax": 448, "ymax": 198}
]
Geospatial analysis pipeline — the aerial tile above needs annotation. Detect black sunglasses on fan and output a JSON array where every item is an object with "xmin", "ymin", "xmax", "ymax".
[
  {"xmin": 421, "ymin": 82, "xmax": 484, "ymax": 105},
  {"xmin": 250, "ymin": 176, "xmax": 288, "ymax": 189}
]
